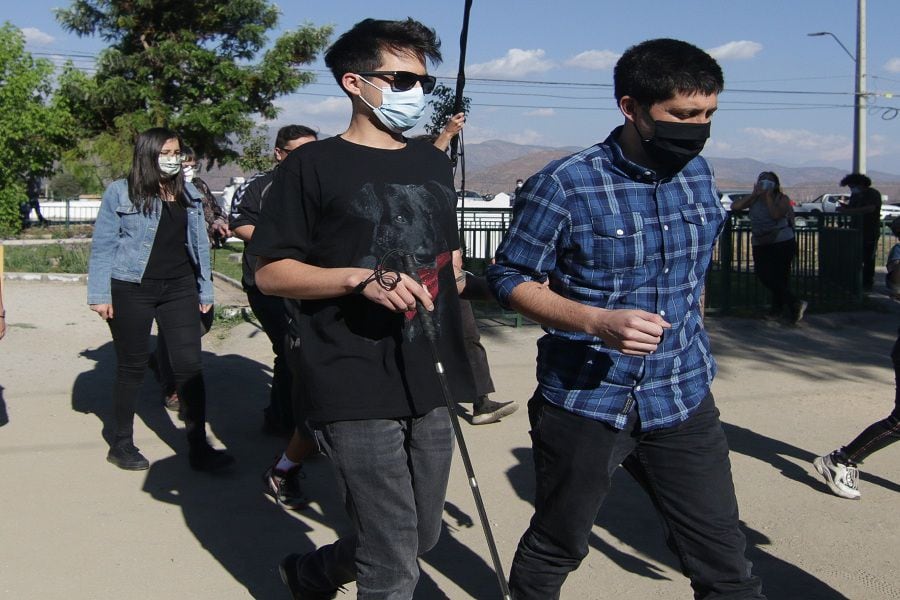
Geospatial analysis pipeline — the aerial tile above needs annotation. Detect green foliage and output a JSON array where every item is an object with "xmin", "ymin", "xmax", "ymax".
[
  {"xmin": 49, "ymin": 172, "xmax": 82, "ymax": 200},
  {"xmin": 3, "ymin": 243, "xmax": 90, "ymax": 273},
  {"xmin": 55, "ymin": 1, "xmax": 333, "ymax": 166},
  {"xmin": 236, "ymin": 126, "xmax": 275, "ymax": 173},
  {"xmin": 425, "ymin": 83, "xmax": 471, "ymax": 137},
  {"xmin": 0, "ymin": 23, "xmax": 79, "ymax": 235}
]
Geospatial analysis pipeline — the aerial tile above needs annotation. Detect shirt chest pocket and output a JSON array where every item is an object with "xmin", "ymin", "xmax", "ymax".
[
  {"xmin": 115, "ymin": 204, "xmax": 143, "ymax": 238},
  {"xmin": 590, "ymin": 214, "xmax": 645, "ymax": 272},
  {"xmin": 679, "ymin": 203, "xmax": 721, "ymax": 258}
]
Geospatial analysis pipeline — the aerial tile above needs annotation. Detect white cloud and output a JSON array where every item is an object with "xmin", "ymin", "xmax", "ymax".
[
  {"xmin": 21, "ymin": 27, "xmax": 55, "ymax": 46},
  {"xmin": 468, "ymin": 49, "xmax": 555, "ymax": 78},
  {"xmin": 565, "ymin": 50, "xmax": 620, "ymax": 70},
  {"xmin": 524, "ymin": 108, "xmax": 556, "ymax": 117},
  {"xmin": 707, "ymin": 40, "xmax": 763, "ymax": 61},
  {"xmin": 741, "ymin": 127, "xmax": 849, "ymax": 162},
  {"xmin": 885, "ymin": 57, "xmax": 900, "ymax": 73}
]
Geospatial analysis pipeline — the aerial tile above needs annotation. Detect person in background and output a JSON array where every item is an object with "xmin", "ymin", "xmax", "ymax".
[
  {"xmin": 430, "ymin": 113, "xmax": 518, "ymax": 424},
  {"xmin": 488, "ymin": 38, "xmax": 765, "ymax": 599},
  {"xmin": 221, "ymin": 176, "xmax": 245, "ymax": 214},
  {"xmin": 0, "ymin": 272, "xmax": 6, "ymax": 341},
  {"xmin": 731, "ymin": 171, "xmax": 807, "ymax": 323},
  {"xmin": 87, "ymin": 127, "xmax": 233, "ymax": 473},
  {"xmin": 813, "ymin": 217, "xmax": 900, "ymax": 499},
  {"xmin": 147, "ymin": 146, "xmax": 230, "ymax": 413},
  {"xmin": 838, "ymin": 173, "xmax": 883, "ymax": 291},
  {"xmin": 229, "ymin": 124, "xmax": 318, "ymax": 509},
  {"xmin": 20, "ymin": 174, "xmax": 49, "ymax": 228}
]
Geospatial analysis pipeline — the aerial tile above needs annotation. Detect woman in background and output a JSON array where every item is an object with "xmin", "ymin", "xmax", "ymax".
[
  {"xmin": 87, "ymin": 127, "xmax": 233, "ymax": 472},
  {"xmin": 732, "ymin": 171, "xmax": 808, "ymax": 324}
]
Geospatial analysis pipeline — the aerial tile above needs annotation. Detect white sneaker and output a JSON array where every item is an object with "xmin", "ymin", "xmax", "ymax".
[{"xmin": 813, "ymin": 453, "xmax": 860, "ymax": 499}]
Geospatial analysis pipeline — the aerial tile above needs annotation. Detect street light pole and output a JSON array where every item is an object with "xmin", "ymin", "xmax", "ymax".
[
  {"xmin": 855, "ymin": 0, "xmax": 867, "ymax": 174},
  {"xmin": 808, "ymin": 0, "xmax": 867, "ymax": 174}
]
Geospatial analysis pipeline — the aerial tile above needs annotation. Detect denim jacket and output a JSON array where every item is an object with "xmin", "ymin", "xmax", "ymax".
[{"xmin": 87, "ymin": 179, "xmax": 214, "ymax": 305}]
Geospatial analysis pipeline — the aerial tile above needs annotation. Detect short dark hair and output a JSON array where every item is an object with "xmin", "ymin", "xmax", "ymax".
[
  {"xmin": 840, "ymin": 173, "xmax": 872, "ymax": 188},
  {"xmin": 128, "ymin": 127, "xmax": 186, "ymax": 215},
  {"xmin": 614, "ymin": 38, "xmax": 724, "ymax": 105},
  {"xmin": 276, "ymin": 124, "xmax": 318, "ymax": 149},
  {"xmin": 324, "ymin": 18, "xmax": 442, "ymax": 94}
]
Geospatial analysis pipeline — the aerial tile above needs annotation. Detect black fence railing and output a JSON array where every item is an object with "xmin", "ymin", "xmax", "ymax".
[{"xmin": 458, "ymin": 208, "xmax": 875, "ymax": 318}]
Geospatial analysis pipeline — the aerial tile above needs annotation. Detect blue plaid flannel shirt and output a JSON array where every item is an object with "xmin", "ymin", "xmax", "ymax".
[{"xmin": 487, "ymin": 127, "xmax": 725, "ymax": 431}]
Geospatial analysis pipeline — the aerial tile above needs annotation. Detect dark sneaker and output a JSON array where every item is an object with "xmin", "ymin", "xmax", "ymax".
[
  {"xmin": 163, "ymin": 391, "xmax": 181, "ymax": 413},
  {"xmin": 264, "ymin": 462, "xmax": 310, "ymax": 510},
  {"xmin": 472, "ymin": 397, "xmax": 518, "ymax": 425},
  {"xmin": 279, "ymin": 553, "xmax": 341, "ymax": 600},
  {"xmin": 107, "ymin": 442, "xmax": 150, "ymax": 471},
  {"xmin": 189, "ymin": 441, "xmax": 235, "ymax": 472}
]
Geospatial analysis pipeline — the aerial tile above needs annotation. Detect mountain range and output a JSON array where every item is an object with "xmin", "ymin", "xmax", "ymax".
[{"xmin": 197, "ymin": 138, "xmax": 900, "ymax": 203}]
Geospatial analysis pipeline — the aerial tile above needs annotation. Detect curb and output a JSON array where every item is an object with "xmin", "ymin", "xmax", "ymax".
[{"xmin": 3, "ymin": 272, "xmax": 87, "ymax": 283}]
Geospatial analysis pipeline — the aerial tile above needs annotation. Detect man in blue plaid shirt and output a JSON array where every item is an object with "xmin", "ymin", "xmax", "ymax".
[{"xmin": 487, "ymin": 39, "xmax": 766, "ymax": 599}]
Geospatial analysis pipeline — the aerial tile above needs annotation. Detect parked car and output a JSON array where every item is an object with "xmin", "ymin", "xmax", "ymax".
[
  {"xmin": 456, "ymin": 189, "xmax": 485, "ymax": 204},
  {"xmin": 795, "ymin": 193, "xmax": 849, "ymax": 214}
]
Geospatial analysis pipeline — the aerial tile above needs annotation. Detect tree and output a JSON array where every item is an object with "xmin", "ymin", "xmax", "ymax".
[
  {"xmin": 0, "ymin": 22, "xmax": 78, "ymax": 235},
  {"xmin": 425, "ymin": 83, "xmax": 471, "ymax": 138},
  {"xmin": 56, "ymin": 0, "xmax": 333, "ymax": 167}
]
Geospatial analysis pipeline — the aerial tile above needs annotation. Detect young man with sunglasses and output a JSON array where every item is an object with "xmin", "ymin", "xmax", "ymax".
[
  {"xmin": 488, "ymin": 39, "xmax": 766, "ymax": 599},
  {"xmin": 250, "ymin": 18, "xmax": 475, "ymax": 599}
]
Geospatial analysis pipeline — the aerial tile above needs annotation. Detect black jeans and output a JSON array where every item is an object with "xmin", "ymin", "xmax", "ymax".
[
  {"xmin": 752, "ymin": 239, "xmax": 797, "ymax": 315},
  {"xmin": 509, "ymin": 393, "xmax": 765, "ymax": 600},
  {"xmin": 108, "ymin": 275, "xmax": 208, "ymax": 445},
  {"xmin": 460, "ymin": 299, "xmax": 495, "ymax": 398},
  {"xmin": 862, "ymin": 238, "xmax": 878, "ymax": 290},
  {"xmin": 246, "ymin": 285, "xmax": 293, "ymax": 429},
  {"xmin": 842, "ymin": 330, "xmax": 900, "ymax": 463},
  {"xmin": 154, "ymin": 308, "xmax": 214, "ymax": 395}
]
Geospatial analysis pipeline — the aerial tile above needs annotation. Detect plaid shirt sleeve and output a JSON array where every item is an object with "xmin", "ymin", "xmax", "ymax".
[{"xmin": 488, "ymin": 172, "xmax": 570, "ymax": 308}]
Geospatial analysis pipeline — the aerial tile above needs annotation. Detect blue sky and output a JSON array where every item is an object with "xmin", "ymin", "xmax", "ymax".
[{"xmin": 8, "ymin": 1, "xmax": 900, "ymax": 173}]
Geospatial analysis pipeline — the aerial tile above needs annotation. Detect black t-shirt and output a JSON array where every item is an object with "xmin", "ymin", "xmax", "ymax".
[
  {"xmin": 229, "ymin": 171, "xmax": 273, "ymax": 288},
  {"xmin": 848, "ymin": 187, "xmax": 883, "ymax": 242},
  {"xmin": 250, "ymin": 136, "xmax": 476, "ymax": 422},
  {"xmin": 144, "ymin": 200, "xmax": 193, "ymax": 280}
]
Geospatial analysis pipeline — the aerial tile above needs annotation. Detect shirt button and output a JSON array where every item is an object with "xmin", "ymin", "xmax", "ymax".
[
  {"xmin": 660, "ymin": 310, "xmax": 666, "ymax": 316},
  {"xmin": 616, "ymin": 229, "xmax": 624, "ymax": 235},
  {"xmin": 663, "ymin": 267, "xmax": 669, "ymax": 273},
  {"xmin": 663, "ymin": 225, "xmax": 669, "ymax": 231},
  {"xmin": 701, "ymin": 216, "xmax": 706, "ymax": 223},
  {"xmin": 635, "ymin": 385, "xmax": 642, "ymax": 391}
]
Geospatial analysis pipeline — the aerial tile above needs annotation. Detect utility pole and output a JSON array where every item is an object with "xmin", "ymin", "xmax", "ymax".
[{"xmin": 854, "ymin": 0, "xmax": 867, "ymax": 174}]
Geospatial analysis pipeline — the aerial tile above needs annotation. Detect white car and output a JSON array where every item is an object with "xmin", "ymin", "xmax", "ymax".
[{"xmin": 717, "ymin": 190, "xmax": 752, "ymax": 212}]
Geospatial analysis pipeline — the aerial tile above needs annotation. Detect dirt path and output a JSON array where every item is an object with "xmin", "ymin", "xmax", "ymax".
[{"xmin": 0, "ymin": 278, "xmax": 898, "ymax": 599}]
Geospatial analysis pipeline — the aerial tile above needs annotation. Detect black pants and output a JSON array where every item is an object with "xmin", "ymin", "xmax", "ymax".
[
  {"xmin": 154, "ymin": 309, "xmax": 214, "ymax": 395},
  {"xmin": 752, "ymin": 239, "xmax": 797, "ymax": 315},
  {"xmin": 509, "ymin": 393, "xmax": 765, "ymax": 600},
  {"xmin": 246, "ymin": 285, "xmax": 293, "ymax": 430},
  {"xmin": 108, "ymin": 275, "xmax": 207, "ymax": 445},
  {"xmin": 842, "ymin": 330, "xmax": 900, "ymax": 463},
  {"xmin": 862, "ymin": 238, "xmax": 878, "ymax": 290},
  {"xmin": 460, "ymin": 300, "xmax": 495, "ymax": 398}
]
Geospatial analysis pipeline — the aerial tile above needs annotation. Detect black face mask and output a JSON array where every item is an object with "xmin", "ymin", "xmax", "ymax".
[{"xmin": 634, "ymin": 118, "xmax": 710, "ymax": 175}]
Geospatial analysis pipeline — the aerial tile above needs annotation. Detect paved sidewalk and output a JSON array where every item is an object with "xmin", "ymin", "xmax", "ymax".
[{"xmin": 0, "ymin": 277, "xmax": 898, "ymax": 599}]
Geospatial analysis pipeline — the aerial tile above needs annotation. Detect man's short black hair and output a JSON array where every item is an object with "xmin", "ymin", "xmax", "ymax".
[
  {"xmin": 324, "ymin": 18, "xmax": 442, "ymax": 92},
  {"xmin": 614, "ymin": 38, "xmax": 724, "ymax": 105},
  {"xmin": 276, "ymin": 125, "xmax": 318, "ymax": 150},
  {"xmin": 840, "ymin": 173, "xmax": 872, "ymax": 188}
]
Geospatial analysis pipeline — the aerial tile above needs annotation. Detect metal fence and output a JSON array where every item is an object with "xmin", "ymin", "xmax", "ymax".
[{"xmin": 458, "ymin": 208, "xmax": 879, "ymax": 318}]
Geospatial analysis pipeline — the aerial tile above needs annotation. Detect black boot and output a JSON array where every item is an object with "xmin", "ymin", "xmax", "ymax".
[
  {"xmin": 107, "ymin": 439, "xmax": 150, "ymax": 471},
  {"xmin": 189, "ymin": 439, "xmax": 235, "ymax": 472}
]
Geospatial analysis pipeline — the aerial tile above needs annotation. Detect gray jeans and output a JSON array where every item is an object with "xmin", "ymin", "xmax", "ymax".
[{"xmin": 302, "ymin": 407, "xmax": 454, "ymax": 599}]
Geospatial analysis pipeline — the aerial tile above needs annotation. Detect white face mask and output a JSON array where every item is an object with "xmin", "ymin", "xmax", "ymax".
[
  {"xmin": 359, "ymin": 77, "xmax": 426, "ymax": 133},
  {"xmin": 158, "ymin": 156, "xmax": 182, "ymax": 177},
  {"xmin": 182, "ymin": 165, "xmax": 195, "ymax": 182},
  {"xmin": 758, "ymin": 179, "xmax": 775, "ymax": 191}
]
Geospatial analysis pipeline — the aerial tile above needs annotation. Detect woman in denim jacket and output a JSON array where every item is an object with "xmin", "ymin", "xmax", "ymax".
[{"xmin": 87, "ymin": 127, "xmax": 233, "ymax": 472}]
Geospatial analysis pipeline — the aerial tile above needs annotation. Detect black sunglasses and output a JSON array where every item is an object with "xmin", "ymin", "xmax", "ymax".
[{"xmin": 358, "ymin": 71, "xmax": 437, "ymax": 94}]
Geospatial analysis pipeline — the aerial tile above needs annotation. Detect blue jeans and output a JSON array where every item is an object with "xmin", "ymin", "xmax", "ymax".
[
  {"xmin": 510, "ymin": 393, "xmax": 765, "ymax": 600},
  {"xmin": 300, "ymin": 407, "xmax": 454, "ymax": 599}
]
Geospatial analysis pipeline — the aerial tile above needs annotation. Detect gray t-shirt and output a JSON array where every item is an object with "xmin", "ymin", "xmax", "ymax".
[{"xmin": 749, "ymin": 196, "xmax": 794, "ymax": 246}]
